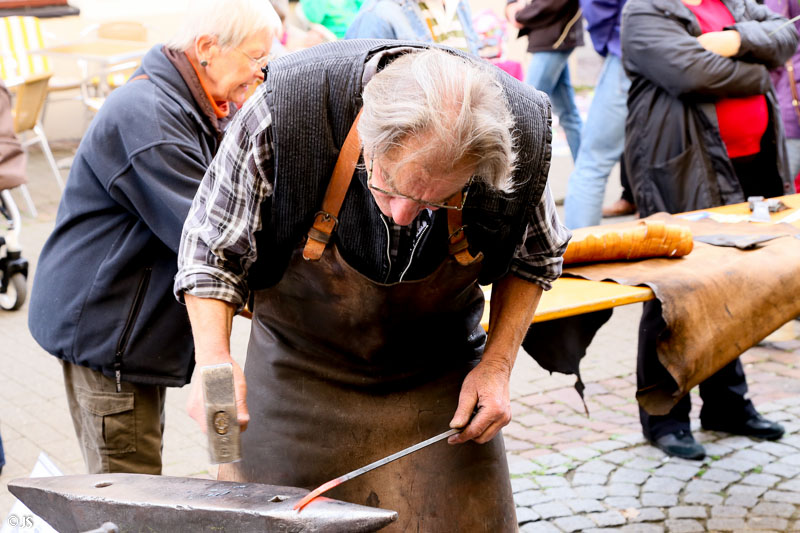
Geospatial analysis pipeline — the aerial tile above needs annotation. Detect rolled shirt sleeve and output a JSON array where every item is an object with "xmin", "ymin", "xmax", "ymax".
[
  {"xmin": 174, "ymin": 103, "xmax": 275, "ymax": 310},
  {"xmin": 509, "ymin": 184, "xmax": 572, "ymax": 290}
]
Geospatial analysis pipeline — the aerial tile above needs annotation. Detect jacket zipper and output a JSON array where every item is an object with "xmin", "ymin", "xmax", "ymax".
[
  {"xmin": 399, "ymin": 224, "xmax": 429, "ymax": 283},
  {"xmin": 114, "ymin": 268, "xmax": 152, "ymax": 392}
]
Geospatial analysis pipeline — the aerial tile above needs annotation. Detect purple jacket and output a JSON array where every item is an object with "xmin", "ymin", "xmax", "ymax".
[
  {"xmin": 580, "ymin": 0, "xmax": 627, "ymax": 57},
  {"xmin": 766, "ymin": 0, "xmax": 800, "ymax": 139}
]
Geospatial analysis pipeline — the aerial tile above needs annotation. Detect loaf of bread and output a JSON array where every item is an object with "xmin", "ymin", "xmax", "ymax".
[{"xmin": 563, "ymin": 220, "xmax": 693, "ymax": 265}]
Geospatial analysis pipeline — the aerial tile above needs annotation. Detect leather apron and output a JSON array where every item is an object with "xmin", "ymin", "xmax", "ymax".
[{"xmin": 219, "ymin": 119, "xmax": 517, "ymax": 531}]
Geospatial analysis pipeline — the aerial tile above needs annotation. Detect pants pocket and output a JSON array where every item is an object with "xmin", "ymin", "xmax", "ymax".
[{"xmin": 76, "ymin": 389, "xmax": 136, "ymax": 455}]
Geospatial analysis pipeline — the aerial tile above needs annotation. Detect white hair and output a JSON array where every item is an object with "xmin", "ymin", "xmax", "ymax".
[
  {"xmin": 166, "ymin": 0, "xmax": 282, "ymax": 52},
  {"xmin": 358, "ymin": 49, "xmax": 518, "ymax": 193}
]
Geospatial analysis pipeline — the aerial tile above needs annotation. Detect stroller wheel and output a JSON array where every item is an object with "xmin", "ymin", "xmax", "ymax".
[{"xmin": 0, "ymin": 273, "xmax": 26, "ymax": 311}]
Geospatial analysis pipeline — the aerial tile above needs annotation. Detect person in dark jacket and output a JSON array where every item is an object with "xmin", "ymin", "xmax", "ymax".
[
  {"xmin": 506, "ymin": 0, "xmax": 584, "ymax": 161},
  {"xmin": 27, "ymin": 0, "xmax": 281, "ymax": 475},
  {"xmin": 765, "ymin": 0, "xmax": 800, "ymax": 182},
  {"xmin": 621, "ymin": 0, "xmax": 797, "ymax": 459}
]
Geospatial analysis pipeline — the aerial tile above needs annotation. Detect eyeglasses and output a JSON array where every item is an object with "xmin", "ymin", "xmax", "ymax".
[
  {"xmin": 236, "ymin": 47, "xmax": 270, "ymax": 69},
  {"xmin": 366, "ymin": 158, "xmax": 472, "ymax": 210}
]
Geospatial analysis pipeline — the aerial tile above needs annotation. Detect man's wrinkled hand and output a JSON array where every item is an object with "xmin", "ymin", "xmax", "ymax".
[
  {"xmin": 448, "ymin": 359, "xmax": 512, "ymax": 444},
  {"xmin": 186, "ymin": 359, "xmax": 250, "ymax": 433}
]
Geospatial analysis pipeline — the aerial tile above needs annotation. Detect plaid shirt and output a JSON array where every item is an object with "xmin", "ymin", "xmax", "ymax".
[{"xmin": 175, "ymin": 103, "xmax": 571, "ymax": 309}]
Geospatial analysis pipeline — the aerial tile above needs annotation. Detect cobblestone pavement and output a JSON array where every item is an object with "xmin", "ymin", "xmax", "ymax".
[
  {"xmin": 3, "ymin": 147, "xmax": 800, "ymax": 532},
  {"xmin": 507, "ymin": 320, "xmax": 800, "ymax": 532}
]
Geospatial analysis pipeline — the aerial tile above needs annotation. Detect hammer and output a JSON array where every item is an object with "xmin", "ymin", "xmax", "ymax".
[{"xmin": 200, "ymin": 363, "xmax": 241, "ymax": 464}]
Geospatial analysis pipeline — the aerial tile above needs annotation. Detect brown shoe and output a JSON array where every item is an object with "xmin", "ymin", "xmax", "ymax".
[{"xmin": 602, "ymin": 198, "xmax": 636, "ymax": 217}]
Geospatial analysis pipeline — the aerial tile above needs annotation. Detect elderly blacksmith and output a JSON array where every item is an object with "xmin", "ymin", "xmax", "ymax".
[{"xmin": 175, "ymin": 41, "xmax": 570, "ymax": 530}]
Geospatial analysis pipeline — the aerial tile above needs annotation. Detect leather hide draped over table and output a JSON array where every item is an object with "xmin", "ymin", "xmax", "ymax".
[{"xmin": 522, "ymin": 213, "xmax": 800, "ymax": 415}]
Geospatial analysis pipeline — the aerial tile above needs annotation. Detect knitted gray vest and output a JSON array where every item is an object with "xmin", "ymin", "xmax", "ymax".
[{"xmin": 250, "ymin": 39, "xmax": 552, "ymax": 288}]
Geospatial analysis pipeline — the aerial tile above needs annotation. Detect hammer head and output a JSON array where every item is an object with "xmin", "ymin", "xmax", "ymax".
[
  {"xmin": 8, "ymin": 474, "xmax": 398, "ymax": 532},
  {"xmin": 201, "ymin": 363, "xmax": 241, "ymax": 464}
]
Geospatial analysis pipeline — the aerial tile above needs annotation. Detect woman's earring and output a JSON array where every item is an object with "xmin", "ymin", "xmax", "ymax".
[{"xmin": 200, "ymin": 59, "xmax": 208, "ymax": 67}]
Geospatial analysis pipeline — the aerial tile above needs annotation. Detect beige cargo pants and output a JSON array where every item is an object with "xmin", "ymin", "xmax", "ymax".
[{"xmin": 62, "ymin": 361, "xmax": 166, "ymax": 474}]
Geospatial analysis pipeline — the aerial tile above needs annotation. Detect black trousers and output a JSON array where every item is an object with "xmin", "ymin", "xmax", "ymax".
[
  {"xmin": 731, "ymin": 152, "xmax": 785, "ymax": 200},
  {"xmin": 638, "ymin": 300, "xmax": 757, "ymax": 441},
  {"xmin": 638, "ymin": 150, "xmax": 778, "ymax": 440}
]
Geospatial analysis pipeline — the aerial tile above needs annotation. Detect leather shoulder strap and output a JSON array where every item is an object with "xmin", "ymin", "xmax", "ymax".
[
  {"xmin": 448, "ymin": 201, "xmax": 483, "ymax": 266},
  {"xmin": 303, "ymin": 109, "xmax": 363, "ymax": 261}
]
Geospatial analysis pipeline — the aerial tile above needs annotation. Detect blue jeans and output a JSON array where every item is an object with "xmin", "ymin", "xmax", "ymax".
[
  {"xmin": 526, "ymin": 50, "xmax": 582, "ymax": 161},
  {"xmin": 564, "ymin": 54, "xmax": 631, "ymax": 229},
  {"xmin": 0, "ymin": 429, "xmax": 4, "ymax": 472}
]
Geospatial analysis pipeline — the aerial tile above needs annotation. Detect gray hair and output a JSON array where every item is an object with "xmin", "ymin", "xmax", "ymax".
[
  {"xmin": 166, "ymin": 0, "xmax": 282, "ymax": 52},
  {"xmin": 358, "ymin": 49, "xmax": 517, "ymax": 193}
]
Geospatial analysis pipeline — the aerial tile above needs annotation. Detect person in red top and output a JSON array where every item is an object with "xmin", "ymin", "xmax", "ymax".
[
  {"xmin": 620, "ymin": 0, "xmax": 797, "ymax": 459},
  {"xmin": 685, "ymin": 0, "xmax": 780, "ymax": 198}
]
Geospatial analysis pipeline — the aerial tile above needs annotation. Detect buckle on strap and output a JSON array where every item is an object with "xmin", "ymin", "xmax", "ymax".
[
  {"xmin": 303, "ymin": 211, "xmax": 341, "ymax": 261},
  {"xmin": 308, "ymin": 211, "xmax": 339, "ymax": 244},
  {"xmin": 314, "ymin": 210, "xmax": 339, "ymax": 230},
  {"xmin": 447, "ymin": 223, "xmax": 482, "ymax": 265}
]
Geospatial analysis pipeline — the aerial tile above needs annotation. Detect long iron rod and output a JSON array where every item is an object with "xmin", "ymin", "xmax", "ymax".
[{"xmin": 294, "ymin": 427, "xmax": 461, "ymax": 511}]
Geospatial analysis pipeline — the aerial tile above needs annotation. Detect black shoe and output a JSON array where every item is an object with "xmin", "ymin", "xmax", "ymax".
[
  {"xmin": 651, "ymin": 429, "xmax": 706, "ymax": 460},
  {"xmin": 702, "ymin": 413, "xmax": 785, "ymax": 441}
]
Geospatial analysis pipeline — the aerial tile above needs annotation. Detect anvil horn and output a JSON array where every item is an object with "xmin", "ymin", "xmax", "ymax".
[{"xmin": 9, "ymin": 474, "xmax": 397, "ymax": 533}]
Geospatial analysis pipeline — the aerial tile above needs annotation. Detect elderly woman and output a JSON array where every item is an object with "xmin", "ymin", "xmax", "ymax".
[
  {"xmin": 28, "ymin": 0, "xmax": 281, "ymax": 475},
  {"xmin": 621, "ymin": 0, "xmax": 797, "ymax": 459},
  {"xmin": 176, "ymin": 42, "xmax": 570, "ymax": 530}
]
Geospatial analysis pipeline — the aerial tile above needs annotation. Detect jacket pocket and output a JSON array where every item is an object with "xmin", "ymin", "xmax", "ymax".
[
  {"xmin": 113, "ymin": 268, "xmax": 152, "ymax": 390},
  {"xmin": 75, "ymin": 388, "xmax": 136, "ymax": 455},
  {"xmin": 642, "ymin": 145, "xmax": 707, "ymax": 215}
]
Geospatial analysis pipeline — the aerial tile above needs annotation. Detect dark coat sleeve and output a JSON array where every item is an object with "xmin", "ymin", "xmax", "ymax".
[
  {"xmin": 621, "ymin": 1, "xmax": 772, "ymax": 98},
  {"xmin": 730, "ymin": 0, "xmax": 798, "ymax": 69}
]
